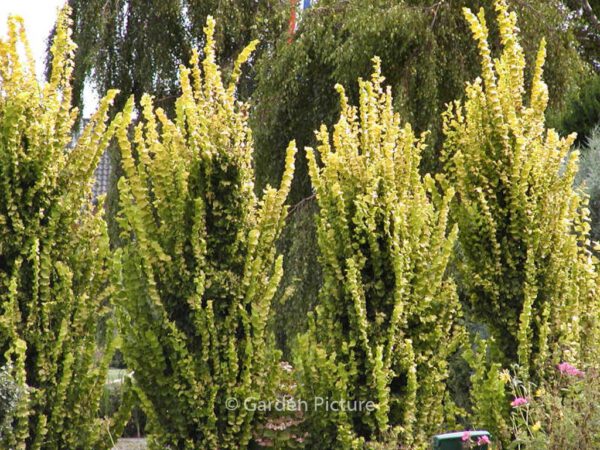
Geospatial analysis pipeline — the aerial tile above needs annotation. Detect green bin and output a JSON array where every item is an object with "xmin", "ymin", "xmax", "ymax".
[{"xmin": 432, "ymin": 430, "xmax": 491, "ymax": 449}]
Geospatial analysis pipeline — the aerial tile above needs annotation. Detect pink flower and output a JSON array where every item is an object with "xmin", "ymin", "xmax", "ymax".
[
  {"xmin": 510, "ymin": 397, "xmax": 528, "ymax": 407},
  {"xmin": 461, "ymin": 431, "xmax": 471, "ymax": 442},
  {"xmin": 557, "ymin": 362, "xmax": 584, "ymax": 377},
  {"xmin": 477, "ymin": 435, "xmax": 491, "ymax": 446}
]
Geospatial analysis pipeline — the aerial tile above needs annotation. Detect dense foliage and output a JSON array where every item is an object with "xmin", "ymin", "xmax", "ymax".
[
  {"xmin": 559, "ymin": 75, "xmax": 600, "ymax": 144},
  {"xmin": 295, "ymin": 59, "xmax": 463, "ymax": 448},
  {"xmin": 576, "ymin": 127, "xmax": 600, "ymax": 244},
  {"xmin": 112, "ymin": 17, "xmax": 295, "ymax": 448},
  {"xmin": 2, "ymin": 1, "xmax": 600, "ymax": 447},
  {"xmin": 0, "ymin": 11, "xmax": 130, "ymax": 449},
  {"xmin": 441, "ymin": 0, "xmax": 600, "ymax": 435},
  {"xmin": 65, "ymin": 0, "xmax": 288, "ymax": 111}
]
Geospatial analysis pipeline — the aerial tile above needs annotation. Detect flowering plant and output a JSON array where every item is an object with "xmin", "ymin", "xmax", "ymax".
[
  {"xmin": 508, "ymin": 364, "xmax": 600, "ymax": 449},
  {"xmin": 510, "ymin": 397, "xmax": 528, "ymax": 408},
  {"xmin": 557, "ymin": 362, "xmax": 584, "ymax": 378},
  {"xmin": 460, "ymin": 431, "xmax": 493, "ymax": 448},
  {"xmin": 253, "ymin": 362, "xmax": 306, "ymax": 448}
]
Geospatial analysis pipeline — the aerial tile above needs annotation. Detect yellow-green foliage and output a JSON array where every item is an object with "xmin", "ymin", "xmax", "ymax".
[
  {"xmin": 442, "ymin": 0, "xmax": 600, "ymax": 378},
  {"xmin": 295, "ymin": 59, "xmax": 463, "ymax": 449},
  {"xmin": 0, "ymin": 11, "xmax": 128, "ymax": 449},
  {"xmin": 112, "ymin": 17, "xmax": 295, "ymax": 449}
]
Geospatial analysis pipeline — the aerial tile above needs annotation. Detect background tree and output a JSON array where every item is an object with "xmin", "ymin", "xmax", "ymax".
[
  {"xmin": 575, "ymin": 126, "xmax": 600, "ymax": 244},
  {"xmin": 295, "ymin": 59, "xmax": 463, "ymax": 448},
  {"xmin": 564, "ymin": 0, "xmax": 600, "ymax": 69},
  {"xmin": 64, "ymin": 0, "xmax": 288, "ymax": 112},
  {"xmin": 112, "ymin": 18, "xmax": 296, "ymax": 448},
  {"xmin": 559, "ymin": 75, "xmax": 600, "ymax": 143},
  {"xmin": 0, "ymin": 12, "xmax": 130, "ymax": 449}
]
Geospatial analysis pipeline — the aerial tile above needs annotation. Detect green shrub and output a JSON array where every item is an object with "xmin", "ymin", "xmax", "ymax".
[
  {"xmin": 463, "ymin": 339, "xmax": 511, "ymax": 443},
  {"xmin": 112, "ymin": 17, "xmax": 296, "ymax": 448},
  {"xmin": 559, "ymin": 75, "xmax": 600, "ymax": 145},
  {"xmin": 442, "ymin": 0, "xmax": 600, "ymax": 376},
  {"xmin": 0, "ymin": 11, "xmax": 130, "ymax": 449},
  {"xmin": 294, "ymin": 59, "xmax": 464, "ymax": 448}
]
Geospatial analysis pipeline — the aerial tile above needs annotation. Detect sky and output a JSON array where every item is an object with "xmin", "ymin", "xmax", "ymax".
[
  {"xmin": 0, "ymin": 0, "xmax": 98, "ymax": 116},
  {"xmin": 0, "ymin": 0, "xmax": 67, "ymax": 76}
]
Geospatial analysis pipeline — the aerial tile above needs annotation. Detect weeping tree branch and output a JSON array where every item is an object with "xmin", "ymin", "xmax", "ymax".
[{"xmin": 580, "ymin": 0, "xmax": 600, "ymax": 32}]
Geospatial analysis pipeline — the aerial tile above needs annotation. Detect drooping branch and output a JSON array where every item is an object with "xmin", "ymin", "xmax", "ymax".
[{"xmin": 580, "ymin": 0, "xmax": 600, "ymax": 33}]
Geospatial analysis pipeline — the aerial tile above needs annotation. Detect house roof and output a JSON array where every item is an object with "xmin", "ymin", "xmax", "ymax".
[{"xmin": 92, "ymin": 149, "xmax": 111, "ymax": 200}]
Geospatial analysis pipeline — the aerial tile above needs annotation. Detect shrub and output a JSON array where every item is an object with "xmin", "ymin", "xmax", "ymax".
[
  {"xmin": 112, "ymin": 17, "xmax": 296, "ymax": 448},
  {"xmin": 559, "ymin": 75, "xmax": 600, "ymax": 145},
  {"xmin": 463, "ymin": 339, "xmax": 511, "ymax": 443},
  {"xmin": 0, "ymin": 11, "xmax": 130, "ymax": 449},
  {"xmin": 294, "ymin": 59, "xmax": 463, "ymax": 448},
  {"xmin": 441, "ymin": 0, "xmax": 600, "ymax": 377}
]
